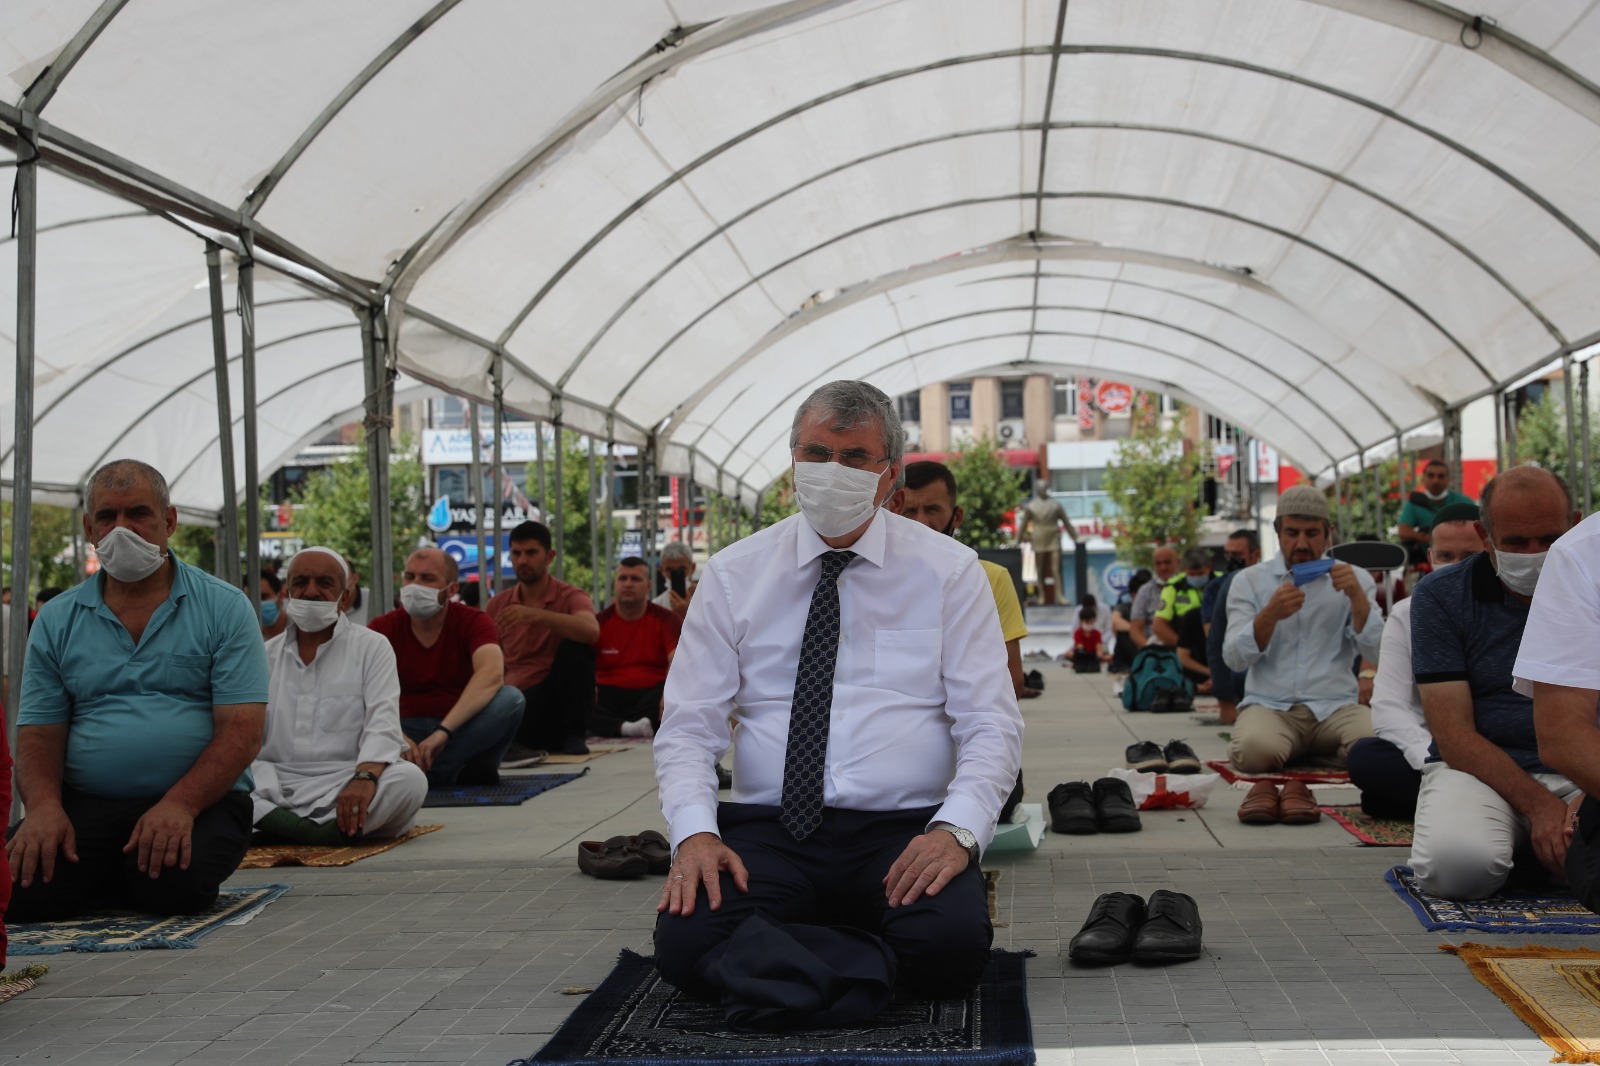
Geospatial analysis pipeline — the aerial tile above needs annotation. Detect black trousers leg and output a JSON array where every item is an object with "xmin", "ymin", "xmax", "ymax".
[
  {"xmin": 518, "ymin": 640, "xmax": 597, "ymax": 749},
  {"xmin": 1568, "ymin": 796, "xmax": 1600, "ymax": 915},
  {"xmin": 653, "ymin": 804, "xmax": 991, "ymax": 1001},
  {"xmin": 589, "ymin": 684, "xmax": 663, "ymax": 736},
  {"xmin": 1346, "ymin": 736, "xmax": 1422, "ymax": 820},
  {"xmin": 8, "ymin": 789, "xmax": 252, "ymax": 920}
]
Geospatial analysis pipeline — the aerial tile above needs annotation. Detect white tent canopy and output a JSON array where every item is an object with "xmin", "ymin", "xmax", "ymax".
[{"xmin": 4, "ymin": 0, "xmax": 1600, "ymax": 513}]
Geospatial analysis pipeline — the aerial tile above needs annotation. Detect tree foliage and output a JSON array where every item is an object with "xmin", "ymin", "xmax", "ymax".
[
  {"xmin": 1333, "ymin": 455, "xmax": 1404, "ymax": 539},
  {"xmin": 1515, "ymin": 387, "xmax": 1600, "ymax": 505},
  {"xmin": 947, "ymin": 431, "xmax": 1028, "ymax": 549},
  {"xmin": 1098, "ymin": 415, "xmax": 1205, "ymax": 569},
  {"xmin": 530, "ymin": 429, "xmax": 624, "ymax": 600},
  {"xmin": 1, "ymin": 501, "xmax": 82, "ymax": 597},
  {"xmin": 759, "ymin": 469, "xmax": 800, "ymax": 528},
  {"xmin": 290, "ymin": 435, "xmax": 427, "ymax": 586}
]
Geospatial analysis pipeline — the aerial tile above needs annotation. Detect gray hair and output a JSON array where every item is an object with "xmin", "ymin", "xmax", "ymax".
[
  {"xmin": 87, "ymin": 459, "xmax": 170, "ymax": 513},
  {"xmin": 790, "ymin": 380, "xmax": 905, "ymax": 468},
  {"xmin": 661, "ymin": 541, "xmax": 693, "ymax": 564}
]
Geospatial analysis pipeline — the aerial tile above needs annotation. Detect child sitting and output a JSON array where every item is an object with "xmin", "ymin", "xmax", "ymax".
[{"xmin": 1070, "ymin": 606, "xmax": 1108, "ymax": 673}]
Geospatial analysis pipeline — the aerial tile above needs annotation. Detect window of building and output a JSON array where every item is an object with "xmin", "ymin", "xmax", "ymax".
[
  {"xmin": 897, "ymin": 391, "xmax": 921, "ymax": 422},
  {"xmin": 948, "ymin": 381, "xmax": 972, "ymax": 422},
  {"xmin": 431, "ymin": 395, "xmax": 470, "ymax": 428},
  {"xmin": 1000, "ymin": 379, "xmax": 1025, "ymax": 419},
  {"xmin": 1053, "ymin": 378, "xmax": 1077, "ymax": 417}
]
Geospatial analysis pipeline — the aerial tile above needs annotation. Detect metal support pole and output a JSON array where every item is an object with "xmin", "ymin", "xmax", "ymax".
[
  {"xmin": 237, "ymin": 234, "xmax": 261, "ymax": 617},
  {"xmin": 1583, "ymin": 360, "xmax": 1594, "ymax": 514},
  {"xmin": 733, "ymin": 481, "xmax": 743, "ymax": 542},
  {"xmin": 468, "ymin": 400, "xmax": 489, "ymax": 589},
  {"xmin": 9, "ymin": 133, "xmax": 38, "ymax": 819},
  {"xmin": 1564, "ymin": 355, "xmax": 1580, "ymax": 489},
  {"xmin": 1394, "ymin": 433, "xmax": 1407, "ymax": 539},
  {"xmin": 205, "ymin": 242, "xmax": 241, "ymax": 586},
  {"xmin": 603, "ymin": 438, "xmax": 615, "ymax": 591},
  {"xmin": 1448, "ymin": 408, "xmax": 1464, "ymax": 492},
  {"xmin": 71, "ymin": 501, "xmax": 86, "ymax": 582},
  {"xmin": 492, "ymin": 357, "xmax": 506, "ymax": 596},
  {"xmin": 552, "ymin": 404, "xmax": 566, "ymax": 581},
  {"xmin": 360, "ymin": 307, "xmax": 395, "ymax": 613},
  {"xmin": 686, "ymin": 456, "xmax": 697, "ymax": 557},
  {"xmin": 641, "ymin": 434, "xmax": 659, "ymax": 580},
  {"xmin": 1506, "ymin": 393, "xmax": 1520, "ymax": 466},
  {"xmin": 754, "ymin": 489, "xmax": 765, "ymax": 532},
  {"xmin": 588, "ymin": 435, "xmax": 600, "ymax": 603},
  {"xmin": 534, "ymin": 417, "xmax": 547, "ymax": 520},
  {"xmin": 1492, "ymin": 389, "xmax": 1505, "ymax": 473}
]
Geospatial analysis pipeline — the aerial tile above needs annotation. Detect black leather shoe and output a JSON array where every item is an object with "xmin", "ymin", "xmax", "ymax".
[
  {"xmin": 1162, "ymin": 739, "xmax": 1202, "ymax": 774},
  {"xmin": 1068, "ymin": 891, "xmax": 1147, "ymax": 964},
  {"xmin": 1125, "ymin": 740, "xmax": 1166, "ymax": 772},
  {"xmin": 1131, "ymin": 889, "xmax": 1203, "ymax": 963},
  {"xmin": 1049, "ymin": 782, "xmax": 1098, "ymax": 834},
  {"xmin": 1092, "ymin": 777, "xmax": 1142, "ymax": 833}
]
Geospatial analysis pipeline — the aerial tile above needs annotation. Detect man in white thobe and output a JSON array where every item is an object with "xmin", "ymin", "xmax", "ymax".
[{"xmin": 251, "ymin": 547, "xmax": 426, "ymax": 844}]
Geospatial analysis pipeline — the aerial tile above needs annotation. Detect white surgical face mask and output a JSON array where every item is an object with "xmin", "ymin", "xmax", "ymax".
[
  {"xmin": 792, "ymin": 461, "xmax": 884, "ymax": 538},
  {"xmin": 400, "ymin": 582, "xmax": 446, "ymax": 619},
  {"xmin": 1424, "ymin": 487, "xmax": 1449, "ymax": 502},
  {"xmin": 1492, "ymin": 549, "xmax": 1547, "ymax": 598},
  {"xmin": 284, "ymin": 597, "xmax": 341, "ymax": 633},
  {"xmin": 95, "ymin": 525, "xmax": 167, "ymax": 583}
]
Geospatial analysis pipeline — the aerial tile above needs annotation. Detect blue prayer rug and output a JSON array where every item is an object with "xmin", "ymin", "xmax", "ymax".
[
  {"xmin": 515, "ymin": 948, "xmax": 1035, "ymax": 1066},
  {"xmin": 1385, "ymin": 865, "xmax": 1600, "ymax": 934},
  {"xmin": 9, "ymin": 883, "xmax": 291, "ymax": 955},
  {"xmin": 423, "ymin": 768, "xmax": 589, "ymax": 808}
]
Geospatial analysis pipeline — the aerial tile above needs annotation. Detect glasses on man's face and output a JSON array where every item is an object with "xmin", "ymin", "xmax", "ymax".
[{"xmin": 793, "ymin": 443, "xmax": 891, "ymax": 470}]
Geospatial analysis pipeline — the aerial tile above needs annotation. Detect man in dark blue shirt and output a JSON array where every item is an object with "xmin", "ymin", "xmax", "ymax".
[{"xmin": 1407, "ymin": 466, "xmax": 1579, "ymax": 900}]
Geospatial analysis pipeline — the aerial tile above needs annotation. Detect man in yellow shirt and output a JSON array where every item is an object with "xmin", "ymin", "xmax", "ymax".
[{"xmin": 893, "ymin": 460, "xmax": 1029, "ymax": 817}]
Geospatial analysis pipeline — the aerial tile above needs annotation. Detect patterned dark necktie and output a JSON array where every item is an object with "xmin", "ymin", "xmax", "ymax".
[{"xmin": 779, "ymin": 549, "xmax": 856, "ymax": 840}]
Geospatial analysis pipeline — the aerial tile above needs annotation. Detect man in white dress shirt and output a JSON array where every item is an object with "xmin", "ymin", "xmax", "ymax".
[
  {"xmin": 1345, "ymin": 508, "xmax": 1484, "ymax": 819},
  {"xmin": 251, "ymin": 548, "xmax": 427, "ymax": 844},
  {"xmin": 653, "ymin": 381, "xmax": 1023, "ymax": 1024}
]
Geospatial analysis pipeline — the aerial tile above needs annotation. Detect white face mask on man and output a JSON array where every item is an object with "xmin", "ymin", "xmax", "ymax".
[
  {"xmin": 284, "ymin": 597, "xmax": 341, "ymax": 633},
  {"xmin": 400, "ymin": 582, "xmax": 447, "ymax": 619},
  {"xmin": 1492, "ymin": 548, "xmax": 1547, "ymax": 598},
  {"xmin": 95, "ymin": 525, "xmax": 168, "ymax": 582},
  {"xmin": 792, "ymin": 461, "xmax": 884, "ymax": 538}
]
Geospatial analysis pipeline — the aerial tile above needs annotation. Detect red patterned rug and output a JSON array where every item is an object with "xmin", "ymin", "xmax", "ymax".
[
  {"xmin": 1320, "ymin": 805, "xmax": 1412, "ymax": 846},
  {"xmin": 1206, "ymin": 760, "xmax": 1351, "ymax": 785}
]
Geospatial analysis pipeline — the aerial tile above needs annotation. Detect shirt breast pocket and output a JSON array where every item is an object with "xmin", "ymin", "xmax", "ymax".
[
  {"xmin": 317, "ymin": 684, "xmax": 369, "ymax": 735},
  {"xmin": 873, "ymin": 629, "xmax": 943, "ymax": 699},
  {"xmin": 164, "ymin": 653, "xmax": 213, "ymax": 698}
]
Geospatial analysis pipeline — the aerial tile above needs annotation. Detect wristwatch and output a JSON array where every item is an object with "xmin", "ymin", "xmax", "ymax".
[
  {"xmin": 934, "ymin": 822, "xmax": 980, "ymax": 864},
  {"xmin": 1358, "ymin": 668, "xmax": 1377, "ymax": 680},
  {"xmin": 351, "ymin": 769, "xmax": 379, "ymax": 785}
]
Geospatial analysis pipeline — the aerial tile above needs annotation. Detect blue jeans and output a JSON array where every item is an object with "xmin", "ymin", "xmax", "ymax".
[{"xmin": 401, "ymin": 685, "xmax": 524, "ymax": 787}]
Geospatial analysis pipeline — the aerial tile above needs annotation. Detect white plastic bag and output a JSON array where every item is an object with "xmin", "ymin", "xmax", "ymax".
[{"xmin": 1105, "ymin": 767, "xmax": 1221, "ymax": 810}]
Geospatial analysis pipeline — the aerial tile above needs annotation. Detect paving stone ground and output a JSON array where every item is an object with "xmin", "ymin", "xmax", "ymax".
[{"xmin": 0, "ymin": 660, "xmax": 1580, "ymax": 1064}]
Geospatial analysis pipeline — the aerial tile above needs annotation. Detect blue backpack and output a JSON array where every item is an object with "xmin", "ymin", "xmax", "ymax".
[{"xmin": 1121, "ymin": 646, "xmax": 1193, "ymax": 712}]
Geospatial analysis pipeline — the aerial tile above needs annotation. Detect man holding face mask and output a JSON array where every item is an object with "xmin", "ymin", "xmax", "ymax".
[
  {"xmin": 250, "ymin": 548, "xmax": 427, "ymax": 844},
  {"xmin": 368, "ymin": 547, "xmax": 522, "ymax": 787},
  {"xmin": 652, "ymin": 380, "xmax": 1021, "ymax": 1029},
  {"xmin": 6, "ymin": 459, "xmax": 267, "ymax": 920}
]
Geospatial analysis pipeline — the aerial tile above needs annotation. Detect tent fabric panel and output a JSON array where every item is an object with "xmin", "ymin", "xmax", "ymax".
[
  {"xmin": 404, "ymin": 105, "xmax": 680, "ymax": 344},
  {"xmin": 0, "ymin": 0, "xmax": 130, "ymax": 107},
  {"xmin": 38, "ymin": 1, "xmax": 441, "ymax": 208},
  {"xmin": 258, "ymin": 0, "xmax": 675, "ymax": 276}
]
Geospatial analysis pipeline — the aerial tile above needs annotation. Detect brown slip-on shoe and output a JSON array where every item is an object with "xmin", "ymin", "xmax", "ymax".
[
  {"xmin": 1278, "ymin": 780, "xmax": 1322, "ymax": 824},
  {"xmin": 578, "ymin": 836, "xmax": 649, "ymax": 879},
  {"xmin": 1236, "ymin": 780, "xmax": 1281, "ymax": 824},
  {"xmin": 629, "ymin": 830, "xmax": 672, "ymax": 874}
]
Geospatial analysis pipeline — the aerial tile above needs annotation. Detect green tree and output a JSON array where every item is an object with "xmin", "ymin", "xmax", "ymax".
[
  {"xmin": 1097, "ymin": 415, "xmax": 1205, "ymax": 569},
  {"xmin": 759, "ymin": 469, "xmax": 800, "ymax": 528},
  {"xmin": 1, "ymin": 501, "xmax": 80, "ymax": 596},
  {"xmin": 1515, "ymin": 387, "xmax": 1600, "ymax": 505},
  {"xmin": 947, "ymin": 432, "xmax": 1028, "ymax": 548},
  {"xmin": 533, "ymin": 429, "xmax": 624, "ymax": 598},
  {"xmin": 290, "ymin": 435, "xmax": 427, "ymax": 586},
  {"xmin": 1334, "ymin": 455, "xmax": 1404, "ymax": 538}
]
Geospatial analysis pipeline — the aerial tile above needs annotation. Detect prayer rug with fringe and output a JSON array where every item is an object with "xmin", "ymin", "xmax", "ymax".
[
  {"xmin": 9, "ymin": 884, "xmax": 291, "ymax": 956},
  {"xmin": 424, "ymin": 769, "xmax": 588, "ymax": 807},
  {"xmin": 1386, "ymin": 866, "xmax": 1600, "ymax": 934},
  {"xmin": 515, "ymin": 948, "xmax": 1035, "ymax": 1066},
  {"xmin": 1320, "ymin": 806, "xmax": 1413, "ymax": 846},
  {"xmin": 1445, "ymin": 942, "xmax": 1600, "ymax": 1063},
  {"xmin": 0, "ymin": 964, "xmax": 48, "ymax": 1006},
  {"xmin": 240, "ymin": 823, "xmax": 443, "ymax": 868},
  {"xmin": 1206, "ymin": 760, "xmax": 1350, "ymax": 785}
]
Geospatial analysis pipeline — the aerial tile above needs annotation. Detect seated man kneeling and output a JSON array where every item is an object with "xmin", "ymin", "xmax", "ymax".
[
  {"xmin": 1346, "ymin": 507, "xmax": 1483, "ymax": 820},
  {"xmin": 1409, "ymin": 469, "xmax": 1580, "ymax": 899},
  {"xmin": 6, "ymin": 459, "xmax": 267, "ymax": 919},
  {"xmin": 252, "ymin": 548, "xmax": 427, "ymax": 843},
  {"xmin": 590, "ymin": 557, "xmax": 680, "ymax": 738}
]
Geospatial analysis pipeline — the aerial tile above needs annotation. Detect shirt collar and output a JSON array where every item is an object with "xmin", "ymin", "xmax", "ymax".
[{"xmin": 794, "ymin": 507, "xmax": 888, "ymax": 570}]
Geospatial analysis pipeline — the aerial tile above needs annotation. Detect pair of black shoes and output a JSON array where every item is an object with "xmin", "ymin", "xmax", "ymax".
[
  {"xmin": 1149, "ymin": 689, "xmax": 1194, "ymax": 714},
  {"xmin": 1068, "ymin": 890, "xmax": 1202, "ymax": 965},
  {"xmin": 1048, "ymin": 778, "xmax": 1140, "ymax": 834},
  {"xmin": 1125, "ymin": 739, "xmax": 1201, "ymax": 774}
]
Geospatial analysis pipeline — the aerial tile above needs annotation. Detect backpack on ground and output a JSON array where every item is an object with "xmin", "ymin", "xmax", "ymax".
[{"xmin": 1120, "ymin": 646, "xmax": 1193, "ymax": 712}]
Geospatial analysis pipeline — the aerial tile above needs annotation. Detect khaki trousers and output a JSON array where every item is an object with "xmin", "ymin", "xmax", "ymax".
[{"xmin": 1228, "ymin": 703, "xmax": 1372, "ymax": 773}]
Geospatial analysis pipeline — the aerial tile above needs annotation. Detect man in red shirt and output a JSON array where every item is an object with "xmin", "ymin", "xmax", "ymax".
[
  {"xmin": 368, "ymin": 548, "xmax": 522, "ymax": 787},
  {"xmin": 592, "ymin": 557, "xmax": 681, "ymax": 737},
  {"xmin": 484, "ymin": 522, "xmax": 600, "ymax": 757}
]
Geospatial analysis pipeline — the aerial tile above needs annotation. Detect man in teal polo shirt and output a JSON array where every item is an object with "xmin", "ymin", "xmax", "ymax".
[{"xmin": 5, "ymin": 459, "xmax": 268, "ymax": 919}]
